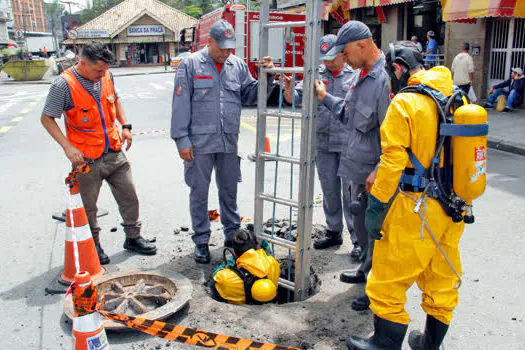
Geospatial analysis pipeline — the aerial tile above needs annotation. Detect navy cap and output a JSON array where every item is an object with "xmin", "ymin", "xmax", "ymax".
[
  {"xmin": 319, "ymin": 34, "xmax": 338, "ymax": 61},
  {"xmin": 325, "ymin": 21, "xmax": 372, "ymax": 57},
  {"xmin": 210, "ymin": 20, "xmax": 236, "ymax": 49}
]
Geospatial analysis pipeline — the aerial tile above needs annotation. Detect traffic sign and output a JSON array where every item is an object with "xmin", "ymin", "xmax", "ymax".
[
  {"xmin": 67, "ymin": 29, "xmax": 78, "ymax": 40},
  {"xmin": 14, "ymin": 29, "xmax": 24, "ymax": 39}
]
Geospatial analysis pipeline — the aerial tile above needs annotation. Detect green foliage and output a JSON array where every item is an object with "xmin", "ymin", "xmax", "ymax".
[
  {"xmin": 79, "ymin": 0, "xmax": 126, "ymax": 23},
  {"xmin": 183, "ymin": 4, "xmax": 203, "ymax": 17}
]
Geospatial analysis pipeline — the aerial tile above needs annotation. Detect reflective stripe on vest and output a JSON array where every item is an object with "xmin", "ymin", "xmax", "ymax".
[{"xmin": 62, "ymin": 69, "xmax": 121, "ymax": 159}]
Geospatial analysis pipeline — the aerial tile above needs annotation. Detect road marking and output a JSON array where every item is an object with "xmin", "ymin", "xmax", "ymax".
[
  {"xmin": 21, "ymin": 108, "xmax": 31, "ymax": 114},
  {"xmin": 29, "ymin": 101, "xmax": 38, "ymax": 106},
  {"xmin": 166, "ymin": 81, "xmax": 174, "ymax": 87},
  {"xmin": 11, "ymin": 117, "xmax": 23, "ymax": 122},
  {"xmin": 0, "ymin": 126, "xmax": 12, "ymax": 133},
  {"xmin": 149, "ymin": 82, "xmax": 166, "ymax": 90},
  {"xmin": 0, "ymin": 102, "xmax": 14, "ymax": 113}
]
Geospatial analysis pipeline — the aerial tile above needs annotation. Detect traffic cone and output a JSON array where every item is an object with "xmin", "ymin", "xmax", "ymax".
[
  {"xmin": 59, "ymin": 179, "xmax": 104, "ymax": 285},
  {"xmin": 71, "ymin": 271, "xmax": 110, "ymax": 350},
  {"xmin": 248, "ymin": 137, "xmax": 272, "ymax": 162}
]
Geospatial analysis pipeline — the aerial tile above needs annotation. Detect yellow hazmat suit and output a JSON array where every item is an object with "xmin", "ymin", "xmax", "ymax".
[
  {"xmin": 366, "ymin": 67, "xmax": 465, "ymax": 325},
  {"xmin": 212, "ymin": 248, "xmax": 280, "ymax": 305}
]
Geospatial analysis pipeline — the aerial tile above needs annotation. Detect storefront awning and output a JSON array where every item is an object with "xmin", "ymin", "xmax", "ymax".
[
  {"xmin": 374, "ymin": 0, "xmax": 414, "ymax": 6},
  {"xmin": 441, "ymin": 0, "xmax": 525, "ymax": 21},
  {"xmin": 343, "ymin": 0, "xmax": 375, "ymax": 10}
]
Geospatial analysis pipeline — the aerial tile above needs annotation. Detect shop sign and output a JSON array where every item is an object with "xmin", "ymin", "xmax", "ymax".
[
  {"xmin": 77, "ymin": 29, "xmax": 109, "ymax": 38},
  {"xmin": 127, "ymin": 25, "xmax": 165, "ymax": 36}
]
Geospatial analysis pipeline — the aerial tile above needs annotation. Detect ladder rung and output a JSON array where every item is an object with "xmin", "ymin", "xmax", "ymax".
[
  {"xmin": 262, "ymin": 111, "xmax": 302, "ymax": 120},
  {"xmin": 263, "ymin": 67, "xmax": 304, "ymax": 74},
  {"xmin": 257, "ymin": 232, "xmax": 296, "ymax": 250},
  {"xmin": 259, "ymin": 152, "xmax": 301, "ymax": 164},
  {"xmin": 278, "ymin": 278, "xmax": 295, "ymax": 291},
  {"xmin": 258, "ymin": 193, "xmax": 299, "ymax": 208},
  {"xmin": 264, "ymin": 21, "xmax": 306, "ymax": 29}
]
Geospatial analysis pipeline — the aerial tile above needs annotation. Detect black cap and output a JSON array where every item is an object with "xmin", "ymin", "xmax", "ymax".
[
  {"xmin": 463, "ymin": 42, "xmax": 470, "ymax": 51},
  {"xmin": 386, "ymin": 41, "xmax": 424, "ymax": 70}
]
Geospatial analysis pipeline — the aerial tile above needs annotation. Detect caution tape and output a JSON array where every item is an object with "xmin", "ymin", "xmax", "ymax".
[{"xmin": 98, "ymin": 310, "xmax": 300, "ymax": 350}]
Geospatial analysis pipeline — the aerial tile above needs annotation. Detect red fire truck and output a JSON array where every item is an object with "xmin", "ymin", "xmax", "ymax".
[{"xmin": 182, "ymin": 4, "xmax": 305, "ymax": 79}]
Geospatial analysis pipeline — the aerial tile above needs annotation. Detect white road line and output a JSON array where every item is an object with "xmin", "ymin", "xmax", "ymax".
[
  {"xmin": 149, "ymin": 82, "xmax": 166, "ymax": 90},
  {"xmin": 11, "ymin": 117, "xmax": 23, "ymax": 122},
  {"xmin": 166, "ymin": 81, "xmax": 174, "ymax": 87},
  {"xmin": 0, "ymin": 102, "xmax": 14, "ymax": 113}
]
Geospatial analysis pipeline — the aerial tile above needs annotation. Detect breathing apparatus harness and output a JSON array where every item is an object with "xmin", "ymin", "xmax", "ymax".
[{"xmin": 397, "ymin": 84, "xmax": 487, "ymax": 223}]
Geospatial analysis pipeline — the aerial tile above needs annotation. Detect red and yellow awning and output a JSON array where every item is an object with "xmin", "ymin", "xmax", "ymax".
[
  {"xmin": 343, "ymin": 0, "xmax": 375, "ymax": 10},
  {"xmin": 441, "ymin": 0, "xmax": 525, "ymax": 21}
]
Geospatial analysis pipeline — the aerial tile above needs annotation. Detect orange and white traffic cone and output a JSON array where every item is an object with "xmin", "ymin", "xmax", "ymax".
[
  {"xmin": 248, "ymin": 137, "xmax": 272, "ymax": 162},
  {"xmin": 59, "ymin": 171, "xmax": 104, "ymax": 285},
  {"xmin": 70, "ymin": 271, "xmax": 110, "ymax": 350}
]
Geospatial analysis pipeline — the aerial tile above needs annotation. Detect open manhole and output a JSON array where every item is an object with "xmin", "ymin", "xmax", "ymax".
[{"xmin": 64, "ymin": 271, "xmax": 192, "ymax": 331}]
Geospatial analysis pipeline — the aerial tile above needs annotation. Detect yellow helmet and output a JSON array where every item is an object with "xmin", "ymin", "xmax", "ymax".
[{"xmin": 251, "ymin": 279, "xmax": 277, "ymax": 303}]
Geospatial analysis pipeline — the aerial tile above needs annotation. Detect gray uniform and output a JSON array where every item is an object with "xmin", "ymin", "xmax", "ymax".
[
  {"xmin": 293, "ymin": 64, "xmax": 359, "ymax": 242},
  {"xmin": 322, "ymin": 54, "xmax": 391, "ymax": 275},
  {"xmin": 171, "ymin": 47, "xmax": 273, "ymax": 244}
]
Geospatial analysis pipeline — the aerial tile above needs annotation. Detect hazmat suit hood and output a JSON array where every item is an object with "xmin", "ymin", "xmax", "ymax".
[
  {"xmin": 236, "ymin": 249, "xmax": 280, "ymax": 281},
  {"xmin": 407, "ymin": 66, "xmax": 454, "ymax": 96}
]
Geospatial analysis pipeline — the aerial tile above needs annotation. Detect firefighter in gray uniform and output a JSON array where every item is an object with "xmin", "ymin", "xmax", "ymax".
[
  {"xmin": 315, "ymin": 21, "xmax": 391, "ymax": 311},
  {"xmin": 282, "ymin": 34, "xmax": 362, "ymax": 258},
  {"xmin": 171, "ymin": 20, "xmax": 275, "ymax": 264}
]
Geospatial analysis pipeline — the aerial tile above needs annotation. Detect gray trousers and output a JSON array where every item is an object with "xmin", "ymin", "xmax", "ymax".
[
  {"xmin": 351, "ymin": 182, "xmax": 374, "ymax": 275},
  {"xmin": 77, "ymin": 151, "xmax": 141, "ymax": 239},
  {"xmin": 316, "ymin": 149, "xmax": 356, "ymax": 243},
  {"xmin": 184, "ymin": 153, "xmax": 241, "ymax": 245}
]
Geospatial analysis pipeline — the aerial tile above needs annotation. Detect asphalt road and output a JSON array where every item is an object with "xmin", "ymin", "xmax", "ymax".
[{"xmin": 0, "ymin": 73, "xmax": 523, "ymax": 349}]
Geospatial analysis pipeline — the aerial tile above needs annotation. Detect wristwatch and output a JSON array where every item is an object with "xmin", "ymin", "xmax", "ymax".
[{"xmin": 122, "ymin": 124, "xmax": 132, "ymax": 131}]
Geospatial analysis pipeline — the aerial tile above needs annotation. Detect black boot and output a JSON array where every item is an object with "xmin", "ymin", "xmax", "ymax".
[
  {"xmin": 350, "ymin": 244, "xmax": 362, "ymax": 261},
  {"xmin": 123, "ymin": 236, "xmax": 157, "ymax": 255},
  {"xmin": 92, "ymin": 233, "xmax": 110, "ymax": 265},
  {"xmin": 408, "ymin": 315, "xmax": 449, "ymax": 350},
  {"xmin": 313, "ymin": 230, "xmax": 343, "ymax": 249},
  {"xmin": 351, "ymin": 292, "xmax": 370, "ymax": 311},
  {"xmin": 347, "ymin": 315, "xmax": 408, "ymax": 350},
  {"xmin": 194, "ymin": 244, "xmax": 210, "ymax": 264}
]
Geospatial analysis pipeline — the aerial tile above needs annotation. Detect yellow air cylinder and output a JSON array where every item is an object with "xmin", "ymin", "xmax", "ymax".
[
  {"xmin": 251, "ymin": 279, "xmax": 277, "ymax": 303},
  {"xmin": 452, "ymin": 104, "xmax": 488, "ymax": 202}
]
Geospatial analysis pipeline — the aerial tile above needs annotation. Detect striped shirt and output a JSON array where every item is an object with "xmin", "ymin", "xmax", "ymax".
[{"xmin": 42, "ymin": 67, "xmax": 117, "ymax": 118}]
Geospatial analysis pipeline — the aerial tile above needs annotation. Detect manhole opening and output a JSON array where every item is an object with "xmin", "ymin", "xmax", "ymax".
[{"xmin": 277, "ymin": 258, "xmax": 320, "ymax": 304}]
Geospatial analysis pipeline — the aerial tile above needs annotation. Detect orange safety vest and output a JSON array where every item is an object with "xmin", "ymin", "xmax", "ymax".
[{"xmin": 62, "ymin": 68, "xmax": 122, "ymax": 159}]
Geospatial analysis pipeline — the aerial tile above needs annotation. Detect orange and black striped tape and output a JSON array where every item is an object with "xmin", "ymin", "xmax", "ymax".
[{"xmin": 98, "ymin": 310, "xmax": 300, "ymax": 350}]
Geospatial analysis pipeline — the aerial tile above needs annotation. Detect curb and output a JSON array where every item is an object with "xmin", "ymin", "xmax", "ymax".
[
  {"xmin": 0, "ymin": 70, "xmax": 176, "ymax": 85},
  {"xmin": 488, "ymin": 137, "xmax": 525, "ymax": 156}
]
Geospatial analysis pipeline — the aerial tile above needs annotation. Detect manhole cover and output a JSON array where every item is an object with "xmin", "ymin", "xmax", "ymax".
[{"xmin": 64, "ymin": 271, "xmax": 192, "ymax": 331}]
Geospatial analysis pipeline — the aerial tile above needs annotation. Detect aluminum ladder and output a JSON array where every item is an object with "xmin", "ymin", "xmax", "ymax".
[{"xmin": 254, "ymin": 0, "xmax": 322, "ymax": 301}]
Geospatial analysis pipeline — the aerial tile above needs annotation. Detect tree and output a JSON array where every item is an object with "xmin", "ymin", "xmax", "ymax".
[{"xmin": 183, "ymin": 4, "xmax": 202, "ymax": 17}]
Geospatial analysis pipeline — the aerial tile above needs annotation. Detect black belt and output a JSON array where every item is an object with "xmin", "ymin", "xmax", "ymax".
[{"xmin": 107, "ymin": 148, "xmax": 120, "ymax": 153}]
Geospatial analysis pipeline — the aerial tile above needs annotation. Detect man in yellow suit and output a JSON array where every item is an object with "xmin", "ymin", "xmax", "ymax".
[{"xmin": 347, "ymin": 42, "xmax": 466, "ymax": 349}]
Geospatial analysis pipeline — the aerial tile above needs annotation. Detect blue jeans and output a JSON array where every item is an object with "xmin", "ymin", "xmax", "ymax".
[{"xmin": 488, "ymin": 88, "xmax": 522, "ymax": 109}]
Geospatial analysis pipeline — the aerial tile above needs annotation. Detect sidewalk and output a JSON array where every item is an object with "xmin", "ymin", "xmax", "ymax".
[
  {"xmin": 0, "ymin": 64, "xmax": 175, "ymax": 85},
  {"xmin": 487, "ymin": 108, "xmax": 525, "ymax": 156}
]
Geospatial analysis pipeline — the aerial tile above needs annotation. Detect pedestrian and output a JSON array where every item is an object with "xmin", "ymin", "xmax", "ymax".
[
  {"xmin": 484, "ymin": 67, "xmax": 525, "ymax": 112},
  {"xmin": 451, "ymin": 42, "xmax": 474, "ymax": 94},
  {"xmin": 39, "ymin": 48, "xmax": 43, "ymax": 57},
  {"xmin": 210, "ymin": 228, "xmax": 280, "ymax": 304},
  {"xmin": 422, "ymin": 30, "xmax": 438, "ymax": 67},
  {"xmin": 346, "ymin": 42, "xmax": 472, "ymax": 350},
  {"xmin": 281, "ymin": 34, "xmax": 362, "ymax": 259},
  {"xmin": 41, "ymin": 42, "xmax": 157, "ymax": 265},
  {"xmin": 43, "ymin": 46, "xmax": 48, "ymax": 58},
  {"xmin": 410, "ymin": 35, "xmax": 423, "ymax": 52},
  {"xmin": 171, "ymin": 20, "xmax": 276, "ymax": 264},
  {"xmin": 314, "ymin": 20, "xmax": 391, "ymax": 311}
]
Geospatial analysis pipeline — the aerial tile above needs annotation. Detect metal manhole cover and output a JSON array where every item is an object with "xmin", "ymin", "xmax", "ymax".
[{"xmin": 64, "ymin": 271, "xmax": 192, "ymax": 331}]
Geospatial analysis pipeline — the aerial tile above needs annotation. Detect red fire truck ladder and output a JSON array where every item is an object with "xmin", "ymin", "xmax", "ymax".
[{"xmin": 254, "ymin": 0, "xmax": 321, "ymax": 301}]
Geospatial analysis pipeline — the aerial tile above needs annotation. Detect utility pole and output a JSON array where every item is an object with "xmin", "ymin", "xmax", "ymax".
[{"xmin": 20, "ymin": 5, "xmax": 30, "ymax": 81}]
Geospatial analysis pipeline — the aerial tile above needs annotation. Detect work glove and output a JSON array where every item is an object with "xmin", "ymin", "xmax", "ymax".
[{"xmin": 365, "ymin": 194, "xmax": 389, "ymax": 240}]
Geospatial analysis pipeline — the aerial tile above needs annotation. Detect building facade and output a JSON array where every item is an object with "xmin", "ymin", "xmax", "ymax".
[
  {"xmin": 0, "ymin": 0, "xmax": 13, "ymax": 45},
  {"xmin": 64, "ymin": 0, "xmax": 197, "ymax": 66},
  {"xmin": 11, "ymin": 0, "xmax": 47, "ymax": 33}
]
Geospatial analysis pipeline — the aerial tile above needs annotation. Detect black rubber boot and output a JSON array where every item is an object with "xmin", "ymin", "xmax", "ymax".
[
  {"xmin": 194, "ymin": 244, "xmax": 210, "ymax": 264},
  {"xmin": 92, "ymin": 233, "xmax": 110, "ymax": 265},
  {"xmin": 408, "ymin": 315, "xmax": 449, "ymax": 350},
  {"xmin": 347, "ymin": 315, "xmax": 408, "ymax": 350},
  {"xmin": 351, "ymin": 292, "xmax": 370, "ymax": 311},
  {"xmin": 313, "ymin": 230, "xmax": 343, "ymax": 249},
  {"xmin": 123, "ymin": 236, "xmax": 157, "ymax": 255},
  {"xmin": 350, "ymin": 245, "xmax": 363, "ymax": 261}
]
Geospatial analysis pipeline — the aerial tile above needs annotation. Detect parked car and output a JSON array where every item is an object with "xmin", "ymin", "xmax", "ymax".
[{"xmin": 170, "ymin": 52, "xmax": 191, "ymax": 69}]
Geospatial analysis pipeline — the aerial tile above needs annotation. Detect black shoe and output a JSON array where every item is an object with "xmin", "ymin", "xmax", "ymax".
[
  {"xmin": 351, "ymin": 292, "xmax": 370, "ymax": 311},
  {"xmin": 313, "ymin": 230, "xmax": 343, "ymax": 249},
  {"xmin": 347, "ymin": 315, "xmax": 408, "ymax": 350},
  {"xmin": 483, "ymin": 103, "xmax": 493, "ymax": 108},
  {"xmin": 194, "ymin": 244, "xmax": 210, "ymax": 264},
  {"xmin": 408, "ymin": 315, "xmax": 449, "ymax": 350},
  {"xmin": 350, "ymin": 245, "xmax": 362, "ymax": 261},
  {"xmin": 503, "ymin": 107, "xmax": 512, "ymax": 112},
  {"xmin": 224, "ymin": 239, "xmax": 233, "ymax": 248},
  {"xmin": 123, "ymin": 236, "xmax": 157, "ymax": 255},
  {"xmin": 340, "ymin": 270, "xmax": 366, "ymax": 284},
  {"xmin": 95, "ymin": 242, "xmax": 110, "ymax": 265}
]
